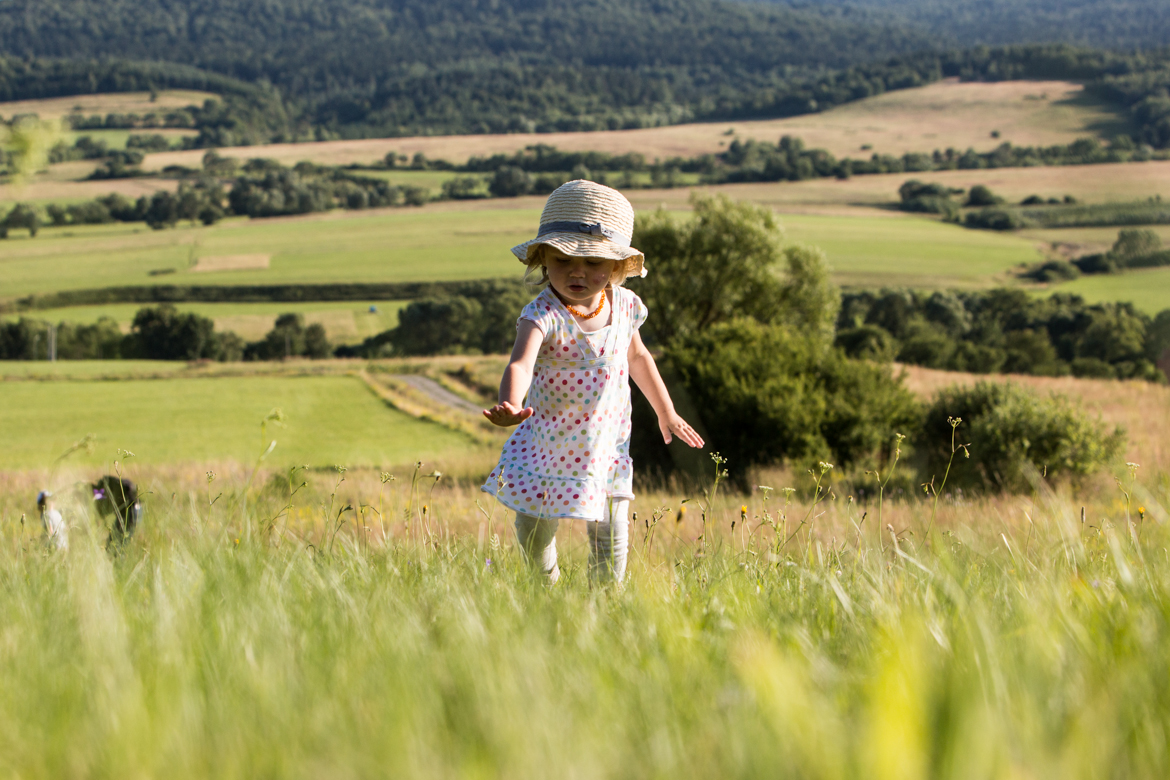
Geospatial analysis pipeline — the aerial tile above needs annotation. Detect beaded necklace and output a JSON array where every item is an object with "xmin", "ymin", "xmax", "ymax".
[{"xmin": 563, "ymin": 293, "xmax": 606, "ymax": 320}]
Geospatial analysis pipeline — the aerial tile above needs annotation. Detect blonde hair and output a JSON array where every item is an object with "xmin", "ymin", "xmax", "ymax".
[{"xmin": 523, "ymin": 244, "xmax": 635, "ymax": 289}]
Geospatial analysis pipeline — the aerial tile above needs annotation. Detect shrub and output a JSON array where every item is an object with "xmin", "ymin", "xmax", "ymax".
[
  {"xmin": 966, "ymin": 184, "xmax": 1004, "ymax": 207},
  {"xmin": 441, "ymin": 176, "xmax": 488, "ymax": 200},
  {"xmin": 1020, "ymin": 260, "xmax": 1080, "ymax": 283},
  {"xmin": 964, "ymin": 208, "xmax": 1024, "ymax": 231},
  {"xmin": 921, "ymin": 381, "xmax": 1123, "ymax": 492},
  {"xmin": 897, "ymin": 179, "xmax": 961, "ymax": 217},
  {"xmin": 0, "ymin": 204, "xmax": 40, "ymax": 238},
  {"xmin": 1112, "ymin": 228, "xmax": 1162, "ymax": 262},
  {"xmin": 1070, "ymin": 357, "xmax": 1116, "ymax": 378},
  {"xmin": 896, "ymin": 320, "xmax": 955, "ymax": 368},
  {"xmin": 489, "ymin": 166, "xmax": 532, "ymax": 197},
  {"xmin": 659, "ymin": 319, "xmax": 921, "ymax": 484},
  {"xmin": 245, "ymin": 313, "xmax": 331, "ymax": 360},
  {"xmin": 1147, "ymin": 309, "xmax": 1170, "ymax": 362},
  {"xmin": 834, "ymin": 325, "xmax": 897, "ymax": 361},
  {"xmin": 1071, "ymin": 253, "xmax": 1117, "ymax": 274}
]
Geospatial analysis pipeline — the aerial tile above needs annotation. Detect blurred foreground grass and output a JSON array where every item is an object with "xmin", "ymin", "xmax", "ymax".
[{"xmin": 2, "ymin": 462, "xmax": 1170, "ymax": 779}]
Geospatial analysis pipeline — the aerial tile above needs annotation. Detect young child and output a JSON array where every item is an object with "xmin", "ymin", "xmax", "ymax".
[{"xmin": 482, "ymin": 180, "xmax": 704, "ymax": 584}]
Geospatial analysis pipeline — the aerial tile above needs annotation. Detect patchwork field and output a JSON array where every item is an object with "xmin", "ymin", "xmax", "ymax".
[
  {"xmin": 131, "ymin": 80, "xmax": 1123, "ymax": 170},
  {"xmin": 0, "ymin": 370, "xmax": 481, "ymax": 471},
  {"xmin": 0, "ymin": 202, "xmax": 1044, "ymax": 309}
]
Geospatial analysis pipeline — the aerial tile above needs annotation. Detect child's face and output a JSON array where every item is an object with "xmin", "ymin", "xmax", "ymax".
[{"xmin": 542, "ymin": 247, "xmax": 616, "ymax": 304}]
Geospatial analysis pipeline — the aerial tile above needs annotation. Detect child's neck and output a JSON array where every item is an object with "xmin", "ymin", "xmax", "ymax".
[{"xmin": 552, "ymin": 286, "xmax": 606, "ymax": 314}]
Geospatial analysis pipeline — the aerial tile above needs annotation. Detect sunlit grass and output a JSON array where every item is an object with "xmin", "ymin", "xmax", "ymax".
[{"xmin": 1, "ymin": 460, "xmax": 1169, "ymax": 778}]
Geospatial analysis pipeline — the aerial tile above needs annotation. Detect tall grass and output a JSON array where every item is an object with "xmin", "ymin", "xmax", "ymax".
[{"xmin": 1, "ymin": 459, "xmax": 1168, "ymax": 778}]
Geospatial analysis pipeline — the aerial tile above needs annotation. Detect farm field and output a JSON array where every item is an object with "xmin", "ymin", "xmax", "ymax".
[
  {"xmin": 0, "ymin": 200, "xmax": 1042, "ymax": 304},
  {"xmin": 4, "ymin": 300, "xmax": 408, "ymax": 343},
  {"xmin": 0, "ymin": 90, "xmax": 217, "ymax": 121},
  {"xmin": 777, "ymin": 213, "xmax": 1038, "ymax": 288},
  {"xmin": 0, "ymin": 372, "xmax": 480, "ymax": 471},
  {"xmin": 0, "ymin": 209, "xmax": 534, "ymax": 299},
  {"xmin": 623, "ymin": 161, "xmax": 1170, "ymax": 212},
  {"xmin": 1045, "ymin": 266, "xmax": 1170, "ymax": 314},
  {"xmin": 132, "ymin": 80, "xmax": 1123, "ymax": 170}
]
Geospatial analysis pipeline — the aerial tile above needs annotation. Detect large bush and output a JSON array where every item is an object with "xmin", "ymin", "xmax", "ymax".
[
  {"xmin": 921, "ymin": 382, "xmax": 1123, "ymax": 492},
  {"xmin": 655, "ymin": 319, "xmax": 921, "ymax": 484},
  {"xmin": 629, "ymin": 192, "xmax": 839, "ymax": 347}
]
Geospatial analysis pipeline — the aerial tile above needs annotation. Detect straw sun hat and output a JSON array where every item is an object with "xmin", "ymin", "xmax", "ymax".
[{"xmin": 511, "ymin": 179, "xmax": 646, "ymax": 279}]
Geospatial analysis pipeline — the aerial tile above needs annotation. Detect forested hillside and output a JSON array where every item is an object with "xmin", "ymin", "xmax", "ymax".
[
  {"xmin": 774, "ymin": 0, "xmax": 1170, "ymax": 51},
  {"xmin": 4, "ymin": 1, "xmax": 1170, "ymax": 141},
  {"xmin": 0, "ymin": 0, "xmax": 932, "ymax": 137}
]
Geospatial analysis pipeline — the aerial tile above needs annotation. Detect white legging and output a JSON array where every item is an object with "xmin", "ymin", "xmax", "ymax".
[{"xmin": 514, "ymin": 499, "xmax": 629, "ymax": 585}]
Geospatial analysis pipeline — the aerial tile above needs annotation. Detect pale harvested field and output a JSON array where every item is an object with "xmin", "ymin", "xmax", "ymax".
[
  {"xmin": 139, "ymin": 80, "xmax": 1121, "ymax": 170},
  {"xmin": 191, "ymin": 254, "xmax": 271, "ymax": 272},
  {"xmin": 900, "ymin": 364, "xmax": 1170, "ymax": 477},
  {"xmin": 623, "ymin": 162, "xmax": 1170, "ymax": 213},
  {"xmin": 0, "ymin": 176, "xmax": 175, "ymax": 207},
  {"xmin": 0, "ymin": 90, "xmax": 216, "ymax": 120}
]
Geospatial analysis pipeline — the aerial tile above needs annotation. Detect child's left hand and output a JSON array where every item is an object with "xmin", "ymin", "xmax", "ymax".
[{"xmin": 660, "ymin": 412, "xmax": 704, "ymax": 448}]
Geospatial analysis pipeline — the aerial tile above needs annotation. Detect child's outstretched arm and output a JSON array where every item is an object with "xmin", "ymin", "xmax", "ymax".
[
  {"xmin": 483, "ymin": 320, "xmax": 543, "ymax": 427},
  {"xmin": 627, "ymin": 331, "xmax": 705, "ymax": 448}
]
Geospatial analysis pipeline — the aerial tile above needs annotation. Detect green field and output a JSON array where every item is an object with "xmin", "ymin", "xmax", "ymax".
[
  {"xmin": 778, "ymin": 213, "xmax": 1041, "ymax": 288},
  {"xmin": 5, "ymin": 300, "xmax": 408, "ymax": 343},
  {"xmin": 0, "ymin": 373, "xmax": 478, "ymax": 470},
  {"xmin": 0, "ymin": 209, "xmax": 535, "ymax": 299},
  {"xmin": 1, "ymin": 204, "xmax": 1046, "ymax": 303},
  {"xmin": 1047, "ymin": 266, "xmax": 1170, "ymax": 314}
]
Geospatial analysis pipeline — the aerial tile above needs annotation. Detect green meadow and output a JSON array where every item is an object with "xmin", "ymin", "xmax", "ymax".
[
  {"xmin": 0, "ymin": 208, "xmax": 536, "ymax": 300},
  {"xmin": 3, "ymin": 453, "xmax": 1170, "ymax": 779},
  {"xmin": 1048, "ymin": 265, "xmax": 1170, "ymax": 314},
  {"xmin": 0, "ymin": 372, "xmax": 478, "ymax": 470},
  {"xmin": 779, "ymin": 213, "xmax": 1041, "ymax": 288}
]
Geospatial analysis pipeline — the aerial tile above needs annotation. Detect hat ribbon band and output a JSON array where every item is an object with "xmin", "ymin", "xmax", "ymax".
[{"xmin": 537, "ymin": 221, "xmax": 630, "ymax": 247}]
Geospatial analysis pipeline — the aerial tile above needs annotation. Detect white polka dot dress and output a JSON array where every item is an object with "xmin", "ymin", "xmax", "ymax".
[{"xmin": 482, "ymin": 286, "xmax": 648, "ymax": 520}]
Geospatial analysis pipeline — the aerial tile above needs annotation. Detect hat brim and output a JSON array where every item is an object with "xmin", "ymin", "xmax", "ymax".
[{"xmin": 511, "ymin": 233, "xmax": 645, "ymax": 278}]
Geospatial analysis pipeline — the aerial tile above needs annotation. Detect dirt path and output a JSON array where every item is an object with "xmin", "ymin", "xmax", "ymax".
[{"xmin": 388, "ymin": 374, "xmax": 484, "ymax": 415}]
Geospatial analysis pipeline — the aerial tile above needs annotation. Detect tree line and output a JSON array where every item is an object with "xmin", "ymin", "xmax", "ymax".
[
  {"xmin": 0, "ymin": 305, "xmax": 330, "ymax": 362},
  {"xmin": 836, "ymin": 287, "xmax": 1170, "ymax": 382}
]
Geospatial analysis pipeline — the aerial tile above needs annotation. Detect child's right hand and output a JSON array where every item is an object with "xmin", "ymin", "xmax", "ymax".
[{"xmin": 483, "ymin": 402, "xmax": 535, "ymax": 427}]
